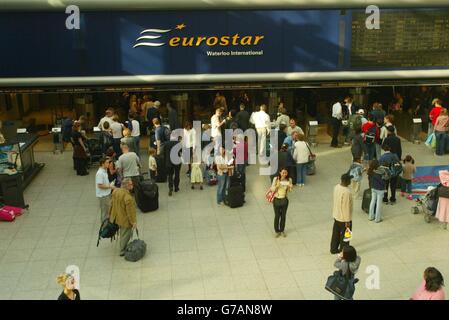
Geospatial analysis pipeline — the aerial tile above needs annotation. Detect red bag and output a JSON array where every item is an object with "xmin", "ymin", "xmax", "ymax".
[
  {"xmin": 265, "ymin": 189, "xmax": 276, "ymax": 203},
  {"xmin": 0, "ymin": 208, "xmax": 16, "ymax": 222},
  {"xmin": 2, "ymin": 206, "xmax": 23, "ymax": 216}
]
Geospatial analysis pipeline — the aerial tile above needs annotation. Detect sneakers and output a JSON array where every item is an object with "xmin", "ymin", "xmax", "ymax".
[
  {"xmin": 169, "ymin": 190, "xmax": 173, "ymax": 196},
  {"xmin": 175, "ymin": 188, "xmax": 179, "ymax": 193}
]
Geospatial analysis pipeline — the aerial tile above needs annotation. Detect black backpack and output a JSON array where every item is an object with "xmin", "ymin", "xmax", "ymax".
[
  {"xmin": 97, "ymin": 218, "xmax": 119, "ymax": 246},
  {"xmin": 364, "ymin": 126, "xmax": 377, "ymax": 144},
  {"xmin": 389, "ymin": 160, "xmax": 403, "ymax": 178}
]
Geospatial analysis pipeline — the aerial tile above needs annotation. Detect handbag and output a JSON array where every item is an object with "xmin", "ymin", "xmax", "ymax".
[
  {"xmin": 343, "ymin": 225, "xmax": 352, "ymax": 242},
  {"xmin": 425, "ymin": 133, "xmax": 436, "ymax": 150},
  {"xmin": 306, "ymin": 143, "xmax": 316, "ymax": 162},
  {"xmin": 265, "ymin": 189, "xmax": 276, "ymax": 203},
  {"xmin": 325, "ymin": 269, "xmax": 356, "ymax": 300},
  {"xmin": 438, "ymin": 185, "xmax": 449, "ymax": 199}
]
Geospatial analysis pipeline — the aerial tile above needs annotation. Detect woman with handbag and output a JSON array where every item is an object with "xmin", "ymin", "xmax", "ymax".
[
  {"xmin": 333, "ymin": 246, "xmax": 361, "ymax": 300},
  {"xmin": 293, "ymin": 133, "xmax": 311, "ymax": 187},
  {"xmin": 270, "ymin": 168, "xmax": 293, "ymax": 238},
  {"xmin": 71, "ymin": 121, "xmax": 89, "ymax": 176}
]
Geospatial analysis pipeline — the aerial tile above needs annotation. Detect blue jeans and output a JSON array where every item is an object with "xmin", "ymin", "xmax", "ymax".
[
  {"xmin": 375, "ymin": 143, "xmax": 382, "ymax": 160},
  {"xmin": 435, "ymin": 131, "xmax": 447, "ymax": 156},
  {"xmin": 217, "ymin": 173, "xmax": 228, "ymax": 204},
  {"xmin": 369, "ymin": 189, "xmax": 384, "ymax": 223},
  {"xmin": 364, "ymin": 143, "xmax": 376, "ymax": 161},
  {"xmin": 401, "ymin": 179, "xmax": 412, "ymax": 194},
  {"xmin": 296, "ymin": 163, "xmax": 307, "ymax": 185}
]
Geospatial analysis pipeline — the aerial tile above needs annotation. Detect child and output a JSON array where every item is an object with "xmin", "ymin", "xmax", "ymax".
[
  {"xmin": 401, "ymin": 155, "xmax": 416, "ymax": 200},
  {"xmin": 190, "ymin": 154, "xmax": 204, "ymax": 190},
  {"xmin": 148, "ymin": 148, "xmax": 158, "ymax": 180},
  {"xmin": 348, "ymin": 158, "xmax": 365, "ymax": 199}
]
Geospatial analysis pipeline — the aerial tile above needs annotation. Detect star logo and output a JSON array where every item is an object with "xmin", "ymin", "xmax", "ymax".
[{"xmin": 175, "ymin": 23, "xmax": 186, "ymax": 30}]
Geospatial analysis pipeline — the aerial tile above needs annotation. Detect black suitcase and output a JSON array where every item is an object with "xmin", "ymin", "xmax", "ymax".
[
  {"xmin": 226, "ymin": 185, "xmax": 245, "ymax": 208},
  {"xmin": 135, "ymin": 178, "xmax": 159, "ymax": 212},
  {"xmin": 362, "ymin": 188, "xmax": 371, "ymax": 213},
  {"xmin": 155, "ymin": 155, "xmax": 167, "ymax": 183},
  {"xmin": 230, "ymin": 172, "xmax": 246, "ymax": 192}
]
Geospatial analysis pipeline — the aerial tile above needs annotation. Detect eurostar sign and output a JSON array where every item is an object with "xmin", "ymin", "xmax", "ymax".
[{"xmin": 133, "ymin": 23, "xmax": 265, "ymax": 48}]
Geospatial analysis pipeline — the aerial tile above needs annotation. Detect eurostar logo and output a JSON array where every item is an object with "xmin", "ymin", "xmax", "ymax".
[{"xmin": 133, "ymin": 24, "xmax": 264, "ymax": 48}]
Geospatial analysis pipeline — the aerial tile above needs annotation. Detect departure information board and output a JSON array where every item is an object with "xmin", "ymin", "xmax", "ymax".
[{"xmin": 351, "ymin": 10, "xmax": 449, "ymax": 68}]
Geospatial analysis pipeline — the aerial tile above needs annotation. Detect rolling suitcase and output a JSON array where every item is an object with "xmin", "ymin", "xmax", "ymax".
[
  {"xmin": 135, "ymin": 177, "xmax": 159, "ymax": 212},
  {"xmin": 230, "ymin": 172, "xmax": 246, "ymax": 192},
  {"xmin": 226, "ymin": 185, "xmax": 245, "ymax": 208},
  {"xmin": 362, "ymin": 188, "xmax": 371, "ymax": 213}
]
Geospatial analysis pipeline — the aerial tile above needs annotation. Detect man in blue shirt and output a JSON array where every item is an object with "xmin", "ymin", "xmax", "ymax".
[{"xmin": 379, "ymin": 144, "xmax": 400, "ymax": 205}]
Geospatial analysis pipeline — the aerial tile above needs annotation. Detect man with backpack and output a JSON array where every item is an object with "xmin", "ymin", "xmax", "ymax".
[
  {"xmin": 379, "ymin": 144, "xmax": 402, "ymax": 205},
  {"xmin": 153, "ymin": 118, "xmax": 171, "ymax": 156},
  {"xmin": 109, "ymin": 178, "xmax": 137, "ymax": 257},
  {"xmin": 361, "ymin": 114, "xmax": 379, "ymax": 162}
]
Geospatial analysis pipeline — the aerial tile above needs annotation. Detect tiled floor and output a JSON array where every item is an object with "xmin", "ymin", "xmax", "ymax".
[{"xmin": 1, "ymin": 136, "xmax": 449, "ymax": 300}]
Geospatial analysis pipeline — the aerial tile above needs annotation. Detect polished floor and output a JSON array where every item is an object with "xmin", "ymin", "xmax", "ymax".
[{"xmin": 0, "ymin": 137, "xmax": 448, "ymax": 300}]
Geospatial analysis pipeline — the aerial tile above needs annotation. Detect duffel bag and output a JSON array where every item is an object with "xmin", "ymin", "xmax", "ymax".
[
  {"xmin": 0, "ymin": 208, "xmax": 15, "ymax": 222},
  {"xmin": 125, "ymin": 229, "xmax": 147, "ymax": 262}
]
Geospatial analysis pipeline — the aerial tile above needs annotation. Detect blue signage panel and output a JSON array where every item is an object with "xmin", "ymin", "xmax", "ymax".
[
  {"xmin": 0, "ymin": 10, "xmax": 343, "ymax": 77},
  {"xmin": 0, "ymin": 9, "xmax": 447, "ymax": 78}
]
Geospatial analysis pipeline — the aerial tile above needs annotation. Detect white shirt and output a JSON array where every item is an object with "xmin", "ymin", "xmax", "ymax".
[
  {"xmin": 293, "ymin": 141, "xmax": 310, "ymax": 164},
  {"xmin": 95, "ymin": 168, "xmax": 111, "ymax": 198},
  {"xmin": 98, "ymin": 116, "xmax": 113, "ymax": 131},
  {"xmin": 131, "ymin": 120, "xmax": 140, "ymax": 137},
  {"xmin": 250, "ymin": 110, "xmax": 270, "ymax": 129},
  {"xmin": 183, "ymin": 128, "xmax": 196, "ymax": 148},
  {"xmin": 332, "ymin": 102, "xmax": 343, "ymax": 120},
  {"xmin": 211, "ymin": 114, "xmax": 222, "ymax": 138},
  {"xmin": 110, "ymin": 121, "xmax": 123, "ymax": 139},
  {"xmin": 214, "ymin": 153, "xmax": 231, "ymax": 175}
]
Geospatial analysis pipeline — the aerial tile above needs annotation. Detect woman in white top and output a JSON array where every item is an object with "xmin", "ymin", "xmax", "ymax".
[
  {"xmin": 215, "ymin": 147, "xmax": 233, "ymax": 205},
  {"xmin": 110, "ymin": 115, "xmax": 124, "ymax": 157},
  {"xmin": 293, "ymin": 133, "xmax": 311, "ymax": 186},
  {"xmin": 183, "ymin": 121, "xmax": 197, "ymax": 175}
]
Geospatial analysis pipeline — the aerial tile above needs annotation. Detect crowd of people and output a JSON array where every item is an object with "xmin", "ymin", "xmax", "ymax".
[{"xmin": 55, "ymin": 91, "xmax": 449, "ymax": 300}]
